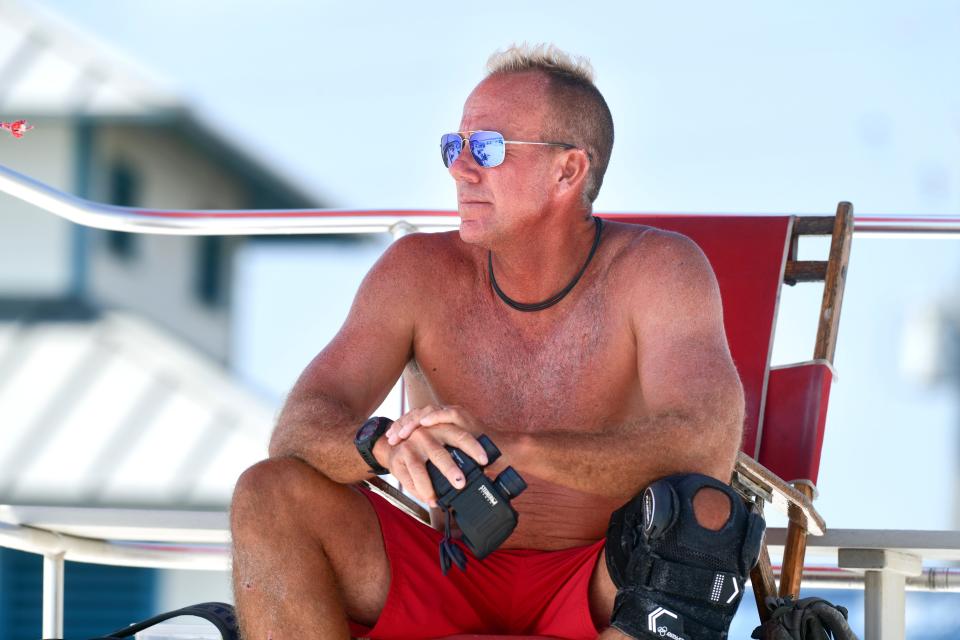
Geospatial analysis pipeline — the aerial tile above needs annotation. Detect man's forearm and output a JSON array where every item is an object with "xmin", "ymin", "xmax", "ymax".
[
  {"xmin": 495, "ymin": 411, "xmax": 742, "ymax": 499},
  {"xmin": 268, "ymin": 391, "xmax": 375, "ymax": 485}
]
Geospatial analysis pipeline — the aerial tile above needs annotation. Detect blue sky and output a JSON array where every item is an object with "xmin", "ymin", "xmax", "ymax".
[
  {"xmin": 31, "ymin": 0, "xmax": 960, "ymax": 536},
  {"xmin": 34, "ymin": 0, "xmax": 960, "ymax": 214}
]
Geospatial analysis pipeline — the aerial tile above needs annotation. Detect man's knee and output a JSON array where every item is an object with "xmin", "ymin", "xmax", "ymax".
[
  {"xmin": 691, "ymin": 485, "xmax": 732, "ymax": 531},
  {"xmin": 231, "ymin": 458, "xmax": 390, "ymax": 622},
  {"xmin": 603, "ymin": 474, "xmax": 765, "ymax": 639},
  {"xmin": 231, "ymin": 457, "xmax": 347, "ymax": 534}
]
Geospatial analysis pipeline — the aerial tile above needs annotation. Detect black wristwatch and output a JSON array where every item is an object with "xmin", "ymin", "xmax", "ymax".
[{"xmin": 354, "ymin": 416, "xmax": 392, "ymax": 475}]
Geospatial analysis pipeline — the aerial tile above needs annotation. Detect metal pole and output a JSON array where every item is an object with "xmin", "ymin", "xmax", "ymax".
[
  {"xmin": 839, "ymin": 548, "xmax": 922, "ymax": 640},
  {"xmin": 42, "ymin": 551, "xmax": 65, "ymax": 639},
  {"xmin": 4, "ymin": 161, "xmax": 960, "ymax": 237},
  {"xmin": 864, "ymin": 570, "xmax": 907, "ymax": 640}
]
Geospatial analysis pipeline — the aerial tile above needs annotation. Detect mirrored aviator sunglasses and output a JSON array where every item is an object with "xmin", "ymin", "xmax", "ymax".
[{"xmin": 441, "ymin": 131, "xmax": 506, "ymax": 168}]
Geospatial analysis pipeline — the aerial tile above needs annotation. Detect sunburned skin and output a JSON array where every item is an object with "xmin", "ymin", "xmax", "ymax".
[
  {"xmin": 233, "ymin": 547, "xmax": 287, "ymax": 633},
  {"xmin": 401, "ymin": 221, "xmax": 665, "ymax": 549},
  {"xmin": 231, "ymin": 65, "xmax": 745, "ymax": 640}
]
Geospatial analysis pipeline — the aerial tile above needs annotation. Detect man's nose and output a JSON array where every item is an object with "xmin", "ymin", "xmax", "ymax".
[{"xmin": 448, "ymin": 142, "xmax": 481, "ymax": 183}]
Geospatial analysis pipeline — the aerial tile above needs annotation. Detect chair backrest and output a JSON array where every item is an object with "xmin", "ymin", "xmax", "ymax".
[
  {"xmin": 759, "ymin": 361, "xmax": 833, "ymax": 484},
  {"xmin": 599, "ymin": 214, "xmax": 794, "ymax": 460}
]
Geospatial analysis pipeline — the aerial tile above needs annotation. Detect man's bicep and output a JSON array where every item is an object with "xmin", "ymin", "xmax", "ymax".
[
  {"xmin": 287, "ymin": 238, "xmax": 420, "ymax": 418},
  {"xmin": 632, "ymin": 233, "xmax": 744, "ymax": 444}
]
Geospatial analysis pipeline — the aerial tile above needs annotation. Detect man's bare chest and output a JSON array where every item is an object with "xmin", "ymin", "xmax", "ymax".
[{"xmin": 407, "ymin": 287, "xmax": 642, "ymax": 430}]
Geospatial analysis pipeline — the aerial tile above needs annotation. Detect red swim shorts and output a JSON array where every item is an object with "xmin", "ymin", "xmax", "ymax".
[{"xmin": 348, "ymin": 486, "xmax": 606, "ymax": 640}]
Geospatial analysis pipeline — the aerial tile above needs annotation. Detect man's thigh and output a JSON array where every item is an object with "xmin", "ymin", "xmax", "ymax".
[
  {"xmin": 587, "ymin": 547, "xmax": 615, "ymax": 630},
  {"xmin": 319, "ymin": 483, "xmax": 392, "ymax": 625}
]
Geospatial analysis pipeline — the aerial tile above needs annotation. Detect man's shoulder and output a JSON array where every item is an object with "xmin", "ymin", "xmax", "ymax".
[
  {"xmin": 605, "ymin": 220, "xmax": 706, "ymax": 273},
  {"xmin": 603, "ymin": 220, "xmax": 717, "ymax": 310},
  {"xmin": 390, "ymin": 228, "xmax": 466, "ymax": 251},
  {"xmin": 387, "ymin": 230, "xmax": 473, "ymax": 264},
  {"xmin": 375, "ymin": 230, "xmax": 477, "ymax": 285},
  {"xmin": 354, "ymin": 231, "xmax": 475, "ymax": 318}
]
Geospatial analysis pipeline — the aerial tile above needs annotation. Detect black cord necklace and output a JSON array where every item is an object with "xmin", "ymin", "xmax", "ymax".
[{"xmin": 488, "ymin": 216, "xmax": 604, "ymax": 312}]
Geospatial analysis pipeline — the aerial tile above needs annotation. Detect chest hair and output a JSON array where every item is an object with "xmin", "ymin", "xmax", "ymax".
[{"xmin": 451, "ymin": 281, "xmax": 612, "ymax": 428}]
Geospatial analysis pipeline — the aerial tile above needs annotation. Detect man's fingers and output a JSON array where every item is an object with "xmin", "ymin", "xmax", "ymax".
[
  {"xmin": 424, "ymin": 444, "xmax": 465, "ymax": 490},
  {"xmin": 419, "ymin": 405, "xmax": 462, "ymax": 428},
  {"xmin": 386, "ymin": 406, "xmax": 437, "ymax": 444},
  {"xmin": 385, "ymin": 404, "xmax": 475, "ymax": 445},
  {"xmin": 385, "ymin": 412, "xmax": 413, "ymax": 443},
  {"xmin": 409, "ymin": 424, "xmax": 489, "ymax": 466},
  {"xmin": 394, "ymin": 457, "xmax": 436, "ymax": 508},
  {"xmin": 449, "ymin": 428, "xmax": 489, "ymax": 466},
  {"xmin": 391, "ymin": 459, "xmax": 413, "ymax": 497},
  {"xmin": 386, "ymin": 413, "xmax": 414, "ymax": 445},
  {"xmin": 416, "ymin": 407, "xmax": 488, "ymax": 463},
  {"xmin": 384, "ymin": 417, "xmax": 493, "ymax": 508},
  {"xmin": 396, "ymin": 406, "xmax": 436, "ymax": 439},
  {"xmin": 405, "ymin": 456, "xmax": 438, "ymax": 507}
]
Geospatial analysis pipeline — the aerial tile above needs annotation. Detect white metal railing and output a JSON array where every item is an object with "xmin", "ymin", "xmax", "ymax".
[
  {"xmin": 3, "ymin": 510, "xmax": 959, "ymax": 588},
  {"xmin": 0, "ymin": 162, "xmax": 458, "ymax": 236},
  {"xmin": 2, "ymin": 161, "xmax": 960, "ymax": 236}
]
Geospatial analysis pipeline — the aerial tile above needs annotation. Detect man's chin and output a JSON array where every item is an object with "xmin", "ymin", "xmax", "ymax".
[{"xmin": 458, "ymin": 219, "xmax": 486, "ymax": 245}]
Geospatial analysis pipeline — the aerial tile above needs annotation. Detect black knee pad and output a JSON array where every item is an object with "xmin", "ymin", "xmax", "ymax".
[{"xmin": 605, "ymin": 473, "xmax": 765, "ymax": 640}]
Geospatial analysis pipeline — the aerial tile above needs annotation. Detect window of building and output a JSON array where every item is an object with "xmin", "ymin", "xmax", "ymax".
[
  {"xmin": 194, "ymin": 235, "xmax": 224, "ymax": 307},
  {"xmin": 105, "ymin": 161, "xmax": 139, "ymax": 259}
]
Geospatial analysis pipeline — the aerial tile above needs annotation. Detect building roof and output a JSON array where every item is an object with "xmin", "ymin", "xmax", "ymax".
[
  {"xmin": 0, "ymin": 0, "xmax": 180, "ymax": 116},
  {"xmin": 0, "ymin": 299, "xmax": 274, "ymax": 508},
  {"xmin": 0, "ymin": 0, "xmax": 324, "ymax": 207}
]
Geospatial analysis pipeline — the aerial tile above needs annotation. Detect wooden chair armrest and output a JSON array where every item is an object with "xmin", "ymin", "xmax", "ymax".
[{"xmin": 733, "ymin": 452, "xmax": 826, "ymax": 536}]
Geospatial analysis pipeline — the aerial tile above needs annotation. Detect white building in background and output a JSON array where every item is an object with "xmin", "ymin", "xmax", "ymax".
[
  {"xmin": 0, "ymin": 2, "xmax": 331, "ymax": 631},
  {"xmin": 0, "ymin": 0, "xmax": 330, "ymax": 510},
  {"xmin": 0, "ymin": 0, "xmax": 326, "ymax": 364}
]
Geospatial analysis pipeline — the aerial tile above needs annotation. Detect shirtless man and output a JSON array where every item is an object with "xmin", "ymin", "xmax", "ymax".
[{"xmin": 230, "ymin": 45, "xmax": 759, "ymax": 640}]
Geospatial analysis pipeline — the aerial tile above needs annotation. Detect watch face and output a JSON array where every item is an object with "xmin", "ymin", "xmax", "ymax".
[{"xmin": 358, "ymin": 418, "xmax": 380, "ymax": 441}]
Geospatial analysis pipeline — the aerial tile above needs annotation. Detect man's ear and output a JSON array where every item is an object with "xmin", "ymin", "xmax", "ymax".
[{"xmin": 555, "ymin": 148, "xmax": 590, "ymax": 197}]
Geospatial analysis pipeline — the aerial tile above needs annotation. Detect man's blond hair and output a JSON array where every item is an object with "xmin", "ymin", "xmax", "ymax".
[
  {"xmin": 485, "ymin": 44, "xmax": 614, "ymax": 206},
  {"xmin": 487, "ymin": 43, "xmax": 596, "ymax": 84}
]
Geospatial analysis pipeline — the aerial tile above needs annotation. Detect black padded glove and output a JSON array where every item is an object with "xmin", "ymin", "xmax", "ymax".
[
  {"xmin": 751, "ymin": 596, "xmax": 859, "ymax": 640},
  {"xmin": 606, "ymin": 473, "xmax": 765, "ymax": 640}
]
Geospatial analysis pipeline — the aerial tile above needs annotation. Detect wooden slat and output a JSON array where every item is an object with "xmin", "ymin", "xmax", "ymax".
[
  {"xmin": 785, "ymin": 214, "xmax": 839, "ymax": 283},
  {"xmin": 751, "ymin": 544, "xmax": 778, "ymax": 622},
  {"xmin": 814, "ymin": 202, "xmax": 855, "ymax": 362},
  {"xmin": 784, "ymin": 261, "xmax": 828, "ymax": 284},
  {"xmin": 748, "ymin": 498, "xmax": 777, "ymax": 622},
  {"xmin": 733, "ymin": 452, "xmax": 825, "ymax": 536},
  {"xmin": 778, "ymin": 483, "xmax": 816, "ymax": 598},
  {"xmin": 793, "ymin": 216, "xmax": 836, "ymax": 236}
]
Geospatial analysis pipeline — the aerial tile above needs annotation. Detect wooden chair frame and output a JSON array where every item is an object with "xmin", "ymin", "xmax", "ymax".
[{"xmin": 737, "ymin": 202, "xmax": 854, "ymax": 619}]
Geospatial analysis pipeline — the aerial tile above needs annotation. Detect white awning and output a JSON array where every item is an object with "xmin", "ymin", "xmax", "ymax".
[{"xmin": 0, "ymin": 305, "xmax": 274, "ymax": 508}]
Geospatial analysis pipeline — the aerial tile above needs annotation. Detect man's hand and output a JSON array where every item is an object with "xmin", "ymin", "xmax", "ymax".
[
  {"xmin": 380, "ymin": 405, "xmax": 489, "ymax": 507},
  {"xmin": 384, "ymin": 405, "xmax": 484, "ymax": 447}
]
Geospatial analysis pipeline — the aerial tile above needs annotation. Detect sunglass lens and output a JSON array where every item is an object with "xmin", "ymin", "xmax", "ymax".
[
  {"xmin": 469, "ymin": 131, "xmax": 505, "ymax": 168},
  {"xmin": 441, "ymin": 134, "xmax": 462, "ymax": 168}
]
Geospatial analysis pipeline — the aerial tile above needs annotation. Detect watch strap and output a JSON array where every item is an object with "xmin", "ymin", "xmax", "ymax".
[{"xmin": 356, "ymin": 416, "xmax": 391, "ymax": 475}]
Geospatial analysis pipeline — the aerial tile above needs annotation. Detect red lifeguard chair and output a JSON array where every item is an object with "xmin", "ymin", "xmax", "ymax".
[{"xmin": 367, "ymin": 201, "xmax": 855, "ymax": 633}]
